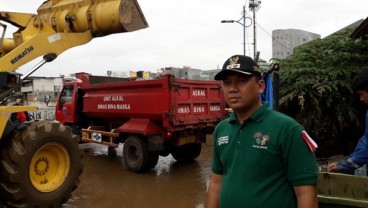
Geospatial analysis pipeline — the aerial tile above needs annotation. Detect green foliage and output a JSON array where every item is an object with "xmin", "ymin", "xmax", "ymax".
[{"xmin": 278, "ymin": 29, "xmax": 368, "ymax": 155}]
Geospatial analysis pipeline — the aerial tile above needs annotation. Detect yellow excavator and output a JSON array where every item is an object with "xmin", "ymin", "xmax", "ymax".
[{"xmin": 0, "ymin": 0, "xmax": 147, "ymax": 207}]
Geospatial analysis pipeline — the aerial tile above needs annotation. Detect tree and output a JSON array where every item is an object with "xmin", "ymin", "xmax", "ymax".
[{"xmin": 278, "ymin": 29, "xmax": 368, "ymax": 157}]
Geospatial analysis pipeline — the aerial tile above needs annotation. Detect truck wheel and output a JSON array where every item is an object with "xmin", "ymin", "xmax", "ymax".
[
  {"xmin": 108, "ymin": 146, "xmax": 117, "ymax": 158},
  {"xmin": 123, "ymin": 136, "xmax": 150, "ymax": 172},
  {"xmin": 171, "ymin": 143, "xmax": 202, "ymax": 162},
  {"xmin": 186, "ymin": 143, "xmax": 202, "ymax": 160},
  {"xmin": 149, "ymin": 152, "xmax": 159, "ymax": 169},
  {"xmin": 171, "ymin": 145, "xmax": 187, "ymax": 162},
  {"xmin": 0, "ymin": 120, "xmax": 83, "ymax": 207}
]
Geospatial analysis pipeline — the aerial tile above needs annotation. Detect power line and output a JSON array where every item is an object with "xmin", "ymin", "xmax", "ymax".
[{"xmin": 255, "ymin": 22, "xmax": 294, "ymax": 51}]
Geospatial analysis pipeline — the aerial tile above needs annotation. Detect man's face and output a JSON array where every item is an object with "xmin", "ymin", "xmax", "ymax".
[
  {"xmin": 221, "ymin": 72, "xmax": 265, "ymax": 112},
  {"xmin": 357, "ymin": 90, "xmax": 368, "ymax": 105},
  {"xmin": 15, "ymin": 98, "xmax": 22, "ymax": 104}
]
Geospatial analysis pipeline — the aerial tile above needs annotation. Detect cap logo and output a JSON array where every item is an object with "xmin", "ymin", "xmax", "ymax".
[
  {"xmin": 226, "ymin": 56, "xmax": 240, "ymax": 69},
  {"xmin": 227, "ymin": 64, "xmax": 240, "ymax": 69},
  {"xmin": 229, "ymin": 56, "xmax": 239, "ymax": 65}
]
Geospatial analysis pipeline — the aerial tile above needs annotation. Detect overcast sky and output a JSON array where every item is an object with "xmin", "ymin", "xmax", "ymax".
[{"xmin": 1, "ymin": 0, "xmax": 367, "ymax": 77}]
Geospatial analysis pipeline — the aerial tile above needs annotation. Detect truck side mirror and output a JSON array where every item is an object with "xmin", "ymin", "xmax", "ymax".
[{"xmin": 44, "ymin": 95, "xmax": 50, "ymax": 106}]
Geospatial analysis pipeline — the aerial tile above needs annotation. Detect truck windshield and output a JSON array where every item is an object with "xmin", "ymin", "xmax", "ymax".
[{"xmin": 59, "ymin": 85, "xmax": 74, "ymax": 108}]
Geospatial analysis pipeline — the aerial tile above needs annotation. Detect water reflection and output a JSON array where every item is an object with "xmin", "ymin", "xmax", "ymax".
[{"xmin": 64, "ymin": 141, "xmax": 213, "ymax": 208}]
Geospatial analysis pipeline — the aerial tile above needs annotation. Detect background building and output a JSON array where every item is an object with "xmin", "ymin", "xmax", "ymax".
[
  {"xmin": 272, "ymin": 29, "xmax": 321, "ymax": 59},
  {"xmin": 17, "ymin": 76, "xmax": 64, "ymax": 120},
  {"xmin": 21, "ymin": 76, "xmax": 63, "ymax": 104}
]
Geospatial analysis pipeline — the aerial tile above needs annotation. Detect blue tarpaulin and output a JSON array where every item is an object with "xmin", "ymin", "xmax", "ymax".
[{"xmin": 261, "ymin": 74, "xmax": 273, "ymax": 109}]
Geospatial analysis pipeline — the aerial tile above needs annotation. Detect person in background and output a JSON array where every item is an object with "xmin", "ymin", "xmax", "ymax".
[
  {"xmin": 10, "ymin": 97, "xmax": 31, "ymax": 125},
  {"xmin": 207, "ymin": 55, "xmax": 318, "ymax": 208},
  {"xmin": 328, "ymin": 70, "xmax": 368, "ymax": 174}
]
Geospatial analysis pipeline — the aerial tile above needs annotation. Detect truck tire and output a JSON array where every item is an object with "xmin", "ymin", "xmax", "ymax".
[
  {"xmin": 149, "ymin": 152, "xmax": 159, "ymax": 169},
  {"xmin": 123, "ymin": 136, "xmax": 151, "ymax": 172},
  {"xmin": 108, "ymin": 146, "xmax": 117, "ymax": 158},
  {"xmin": 0, "ymin": 120, "xmax": 83, "ymax": 207},
  {"xmin": 186, "ymin": 143, "xmax": 202, "ymax": 160},
  {"xmin": 171, "ymin": 143, "xmax": 202, "ymax": 163}
]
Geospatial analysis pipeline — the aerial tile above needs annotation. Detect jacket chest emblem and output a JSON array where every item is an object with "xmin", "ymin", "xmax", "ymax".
[{"xmin": 253, "ymin": 132, "xmax": 270, "ymax": 149}]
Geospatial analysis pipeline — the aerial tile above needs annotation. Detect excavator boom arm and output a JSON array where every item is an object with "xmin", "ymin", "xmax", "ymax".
[
  {"xmin": 0, "ymin": 25, "xmax": 93, "ymax": 73},
  {"xmin": 0, "ymin": 0, "xmax": 148, "ymax": 73},
  {"xmin": 0, "ymin": 0, "xmax": 147, "ymax": 139}
]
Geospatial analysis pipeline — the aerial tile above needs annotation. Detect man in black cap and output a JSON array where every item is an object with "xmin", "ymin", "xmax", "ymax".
[{"xmin": 207, "ymin": 55, "xmax": 318, "ymax": 208}]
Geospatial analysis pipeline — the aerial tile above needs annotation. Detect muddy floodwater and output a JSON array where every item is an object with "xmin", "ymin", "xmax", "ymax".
[{"xmin": 62, "ymin": 136, "xmax": 214, "ymax": 208}]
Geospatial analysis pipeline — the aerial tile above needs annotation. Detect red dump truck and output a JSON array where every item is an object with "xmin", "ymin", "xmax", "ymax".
[{"xmin": 55, "ymin": 72, "xmax": 227, "ymax": 172}]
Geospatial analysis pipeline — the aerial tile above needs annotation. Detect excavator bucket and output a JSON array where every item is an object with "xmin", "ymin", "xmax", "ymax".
[{"xmin": 37, "ymin": 0, "xmax": 148, "ymax": 37}]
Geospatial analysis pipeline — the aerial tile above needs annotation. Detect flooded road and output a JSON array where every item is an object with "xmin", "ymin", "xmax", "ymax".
[{"xmin": 63, "ymin": 136, "xmax": 213, "ymax": 208}]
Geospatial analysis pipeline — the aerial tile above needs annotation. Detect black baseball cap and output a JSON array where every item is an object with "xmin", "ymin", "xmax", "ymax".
[{"xmin": 214, "ymin": 55, "xmax": 262, "ymax": 80}]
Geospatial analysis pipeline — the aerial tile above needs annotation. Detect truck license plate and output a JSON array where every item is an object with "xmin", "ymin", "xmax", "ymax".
[{"xmin": 178, "ymin": 136, "xmax": 195, "ymax": 146}]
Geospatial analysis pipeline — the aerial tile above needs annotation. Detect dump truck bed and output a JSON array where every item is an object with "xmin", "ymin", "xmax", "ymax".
[{"xmin": 81, "ymin": 75, "xmax": 226, "ymax": 130}]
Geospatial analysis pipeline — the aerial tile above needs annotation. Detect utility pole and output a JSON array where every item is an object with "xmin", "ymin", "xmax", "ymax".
[
  {"xmin": 242, "ymin": 6, "xmax": 246, "ymax": 56},
  {"xmin": 249, "ymin": 0, "xmax": 261, "ymax": 60}
]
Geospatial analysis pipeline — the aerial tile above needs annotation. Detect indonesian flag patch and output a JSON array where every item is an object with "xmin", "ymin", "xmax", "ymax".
[{"xmin": 301, "ymin": 130, "xmax": 318, "ymax": 152}]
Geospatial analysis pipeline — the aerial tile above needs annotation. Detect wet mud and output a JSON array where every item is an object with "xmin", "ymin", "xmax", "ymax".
[{"xmin": 63, "ymin": 136, "xmax": 214, "ymax": 208}]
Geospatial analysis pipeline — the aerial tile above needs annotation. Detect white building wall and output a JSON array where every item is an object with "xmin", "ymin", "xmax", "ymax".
[
  {"xmin": 32, "ymin": 78, "xmax": 63, "ymax": 92},
  {"xmin": 272, "ymin": 29, "xmax": 321, "ymax": 59}
]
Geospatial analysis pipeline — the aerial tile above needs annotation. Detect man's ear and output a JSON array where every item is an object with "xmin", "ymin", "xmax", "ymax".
[{"xmin": 258, "ymin": 79, "xmax": 265, "ymax": 94}]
